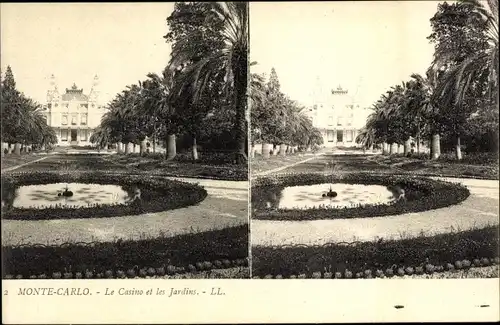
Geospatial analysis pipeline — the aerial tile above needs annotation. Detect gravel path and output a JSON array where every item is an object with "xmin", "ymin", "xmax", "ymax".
[{"xmin": 252, "ymin": 177, "xmax": 499, "ymax": 246}]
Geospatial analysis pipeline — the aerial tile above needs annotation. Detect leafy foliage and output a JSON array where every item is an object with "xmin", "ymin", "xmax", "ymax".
[
  {"xmin": 250, "ymin": 68, "xmax": 323, "ymax": 149},
  {"xmin": 1, "ymin": 66, "xmax": 57, "ymax": 149}
]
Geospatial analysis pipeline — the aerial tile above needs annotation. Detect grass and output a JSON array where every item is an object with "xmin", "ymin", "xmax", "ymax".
[
  {"xmin": 1, "ymin": 154, "xmax": 47, "ymax": 170},
  {"xmin": 251, "ymin": 225, "xmax": 499, "ymax": 278},
  {"xmin": 8, "ymin": 154, "xmax": 129, "ymax": 173},
  {"xmin": 251, "ymin": 150, "xmax": 498, "ymax": 180},
  {"xmin": 369, "ymin": 153, "xmax": 499, "ymax": 180},
  {"xmin": 251, "ymin": 153, "xmax": 322, "ymax": 175},
  {"xmin": 104, "ymin": 153, "xmax": 248, "ymax": 181}
]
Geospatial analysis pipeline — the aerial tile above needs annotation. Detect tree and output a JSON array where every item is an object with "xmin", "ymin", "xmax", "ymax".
[
  {"xmin": 428, "ymin": 0, "xmax": 498, "ymax": 158},
  {"xmin": 166, "ymin": 2, "xmax": 249, "ymax": 164},
  {"xmin": 1, "ymin": 66, "xmax": 57, "ymax": 155}
]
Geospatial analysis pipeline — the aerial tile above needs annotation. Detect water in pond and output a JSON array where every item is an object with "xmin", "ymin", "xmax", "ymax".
[
  {"xmin": 266, "ymin": 183, "xmax": 396, "ymax": 210},
  {"xmin": 3, "ymin": 183, "xmax": 138, "ymax": 209}
]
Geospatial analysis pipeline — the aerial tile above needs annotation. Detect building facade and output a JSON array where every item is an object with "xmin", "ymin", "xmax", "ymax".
[
  {"xmin": 306, "ymin": 83, "xmax": 370, "ymax": 148},
  {"xmin": 44, "ymin": 75, "xmax": 105, "ymax": 146}
]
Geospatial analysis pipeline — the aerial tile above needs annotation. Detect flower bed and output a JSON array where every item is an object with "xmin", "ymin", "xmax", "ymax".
[
  {"xmin": 251, "ymin": 225, "xmax": 499, "ymax": 278},
  {"xmin": 1, "ymin": 171, "xmax": 207, "ymax": 220},
  {"xmin": 252, "ymin": 173, "xmax": 470, "ymax": 221},
  {"xmin": 2, "ymin": 225, "xmax": 249, "ymax": 279}
]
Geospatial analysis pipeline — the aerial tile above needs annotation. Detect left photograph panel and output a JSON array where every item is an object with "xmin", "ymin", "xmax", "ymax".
[{"xmin": 1, "ymin": 2, "xmax": 249, "ymax": 279}]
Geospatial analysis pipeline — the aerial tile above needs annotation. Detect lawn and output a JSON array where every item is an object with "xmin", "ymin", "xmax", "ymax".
[
  {"xmin": 1, "ymin": 154, "xmax": 48, "ymax": 171},
  {"xmin": 368, "ymin": 153, "xmax": 499, "ymax": 180},
  {"xmin": 104, "ymin": 152, "xmax": 248, "ymax": 181},
  {"xmin": 251, "ymin": 152, "xmax": 322, "ymax": 175},
  {"xmin": 251, "ymin": 151, "xmax": 498, "ymax": 180}
]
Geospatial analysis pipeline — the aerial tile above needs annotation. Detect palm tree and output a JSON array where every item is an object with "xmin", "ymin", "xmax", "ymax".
[
  {"xmin": 355, "ymin": 126, "xmax": 376, "ymax": 150},
  {"xmin": 408, "ymin": 73, "xmax": 442, "ymax": 159},
  {"xmin": 431, "ymin": 0, "xmax": 498, "ymax": 157},
  {"xmin": 142, "ymin": 71, "xmax": 177, "ymax": 159},
  {"xmin": 167, "ymin": 2, "xmax": 248, "ymax": 164},
  {"xmin": 432, "ymin": 0, "xmax": 498, "ymax": 108}
]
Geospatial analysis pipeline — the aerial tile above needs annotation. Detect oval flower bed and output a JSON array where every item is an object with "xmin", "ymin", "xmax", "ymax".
[
  {"xmin": 1, "ymin": 171, "xmax": 207, "ymax": 220},
  {"xmin": 252, "ymin": 172, "xmax": 470, "ymax": 221}
]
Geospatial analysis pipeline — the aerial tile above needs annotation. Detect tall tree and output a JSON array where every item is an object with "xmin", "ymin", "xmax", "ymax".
[
  {"xmin": 166, "ymin": 2, "xmax": 249, "ymax": 164},
  {"xmin": 428, "ymin": 0, "xmax": 498, "ymax": 158}
]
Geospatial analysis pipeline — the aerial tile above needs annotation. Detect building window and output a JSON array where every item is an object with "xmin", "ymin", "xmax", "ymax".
[
  {"xmin": 80, "ymin": 129, "xmax": 88, "ymax": 141},
  {"xmin": 61, "ymin": 114, "xmax": 68, "ymax": 125},
  {"xmin": 81, "ymin": 104, "xmax": 88, "ymax": 108},
  {"xmin": 328, "ymin": 116, "xmax": 334, "ymax": 126},
  {"xmin": 346, "ymin": 130, "xmax": 353, "ymax": 142},
  {"xmin": 337, "ymin": 117, "xmax": 343, "ymax": 126},
  {"xmin": 61, "ymin": 129, "xmax": 68, "ymax": 141},
  {"xmin": 336, "ymin": 130, "xmax": 343, "ymax": 142},
  {"xmin": 327, "ymin": 130, "xmax": 335, "ymax": 142},
  {"xmin": 81, "ymin": 113, "xmax": 87, "ymax": 125},
  {"xmin": 71, "ymin": 114, "xmax": 78, "ymax": 125}
]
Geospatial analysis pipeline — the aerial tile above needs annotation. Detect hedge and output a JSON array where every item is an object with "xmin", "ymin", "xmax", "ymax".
[
  {"xmin": 2, "ymin": 224, "xmax": 249, "ymax": 279},
  {"xmin": 252, "ymin": 172, "xmax": 470, "ymax": 221},
  {"xmin": 1, "ymin": 171, "xmax": 207, "ymax": 220},
  {"xmin": 251, "ymin": 225, "xmax": 499, "ymax": 278}
]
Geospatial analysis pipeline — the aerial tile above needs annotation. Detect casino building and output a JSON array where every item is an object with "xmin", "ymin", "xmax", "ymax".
[
  {"xmin": 306, "ymin": 80, "xmax": 370, "ymax": 148},
  {"xmin": 43, "ymin": 75, "xmax": 105, "ymax": 146}
]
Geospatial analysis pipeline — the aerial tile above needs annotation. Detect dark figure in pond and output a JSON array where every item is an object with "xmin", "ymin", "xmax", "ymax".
[
  {"xmin": 322, "ymin": 190, "xmax": 337, "ymax": 198},
  {"xmin": 58, "ymin": 186, "xmax": 73, "ymax": 197},
  {"xmin": 326, "ymin": 190, "xmax": 337, "ymax": 198}
]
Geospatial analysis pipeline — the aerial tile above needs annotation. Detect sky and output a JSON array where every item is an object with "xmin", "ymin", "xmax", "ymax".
[
  {"xmin": 250, "ymin": 1, "xmax": 443, "ymax": 108},
  {"xmin": 1, "ymin": 3, "xmax": 174, "ymax": 104}
]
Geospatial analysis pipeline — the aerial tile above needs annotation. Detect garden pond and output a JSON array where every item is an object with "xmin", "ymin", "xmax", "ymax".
[
  {"xmin": 261, "ymin": 183, "xmax": 398, "ymax": 210},
  {"xmin": 2, "ymin": 183, "xmax": 140, "ymax": 209}
]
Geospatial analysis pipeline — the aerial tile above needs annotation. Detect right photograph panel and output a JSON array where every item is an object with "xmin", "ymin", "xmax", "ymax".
[{"xmin": 249, "ymin": 1, "xmax": 500, "ymax": 279}]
